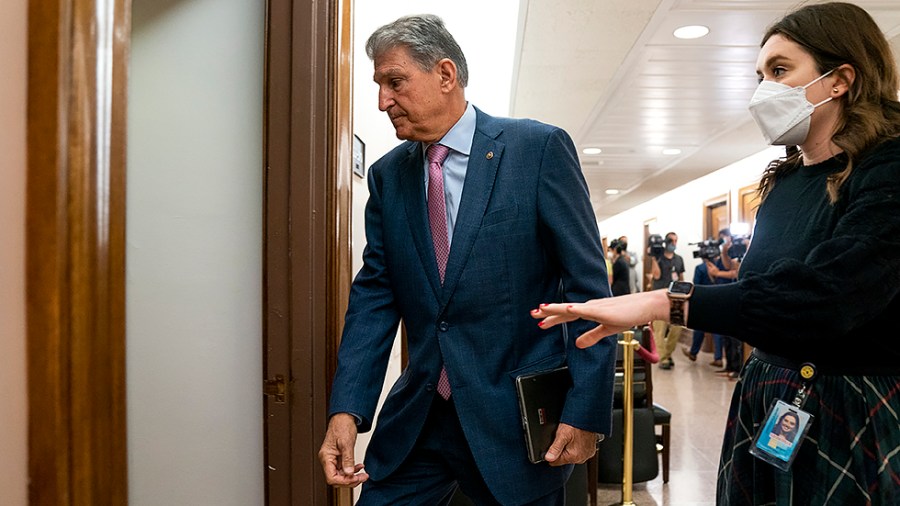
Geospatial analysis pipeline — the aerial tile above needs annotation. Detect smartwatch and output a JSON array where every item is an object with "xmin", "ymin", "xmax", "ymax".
[{"xmin": 667, "ymin": 281, "xmax": 694, "ymax": 327}]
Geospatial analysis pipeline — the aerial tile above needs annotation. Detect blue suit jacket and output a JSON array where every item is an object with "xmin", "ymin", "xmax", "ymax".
[{"xmin": 329, "ymin": 108, "xmax": 615, "ymax": 505}]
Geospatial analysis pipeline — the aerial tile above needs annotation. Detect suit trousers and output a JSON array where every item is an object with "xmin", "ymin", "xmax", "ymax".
[
  {"xmin": 689, "ymin": 329, "xmax": 723, "ymax": 360},
  {"xmin": 652, "ymin": 320, "xmax": 682, "ymax": 362},
  {"xmin": 722, "ymin": 336, "xmax": 744, "ymax": 372},
  {"xmin": 357, "ymin": 395, "xmax": 566, "ymax": 506}
]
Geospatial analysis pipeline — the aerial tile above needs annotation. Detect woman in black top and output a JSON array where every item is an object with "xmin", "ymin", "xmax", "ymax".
[
  {"xmin": 533, "ymin": 3, "xmax": 900, "ymax": 504},
  {"xmin": 609, "ymin": 239, "xmax": 631, "ymax": 297}
]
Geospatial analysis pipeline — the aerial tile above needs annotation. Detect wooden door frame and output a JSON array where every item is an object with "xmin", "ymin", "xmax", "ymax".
[
  {"xmin": 702, "ymin": 194, "xmax": 730, "ymax": 240},
  {"xmin": 26, "ymin": 0, "xmax": 130, "ymax": 503},
  {"xmin": 26, "ymin": 0, "xmax": 352, "ymax": 504},
  {"xmin": 263, "ymin": 0, "xmax": 353, "ymax": 505},
  {"xmin": 642, "ymin": 220, "xmax": 655, "ymax": 291},
  {"xmin": 737, "ymin": 183, "xmax": 761, "ymax": 227}
]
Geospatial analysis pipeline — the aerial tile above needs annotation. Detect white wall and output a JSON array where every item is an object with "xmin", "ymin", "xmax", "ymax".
[
  {"xmin": 127, "ymin": 1, "xmax": 264, "ymax": 505},
  {"xmin": 597, "ymin": 146, "xmax": 784, "ymax": 283},
  {"xmin": 0, "ymin": 0, "xmax": 28, "ymax": 504}
]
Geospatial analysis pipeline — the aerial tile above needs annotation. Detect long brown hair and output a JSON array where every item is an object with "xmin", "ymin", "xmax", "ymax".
[{"xmin": 757, "ymin": 2, "xmax": 900, "ymax": 203}]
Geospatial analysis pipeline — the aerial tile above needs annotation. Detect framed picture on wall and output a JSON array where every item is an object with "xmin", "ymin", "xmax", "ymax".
[{"xmin": 353, "ymin": 135, "xmax": 366, "ymax": 178}]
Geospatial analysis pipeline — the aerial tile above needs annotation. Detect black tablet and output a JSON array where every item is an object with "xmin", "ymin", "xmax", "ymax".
[{"xmin": 515, "ymin": 366, "xmax": 572, "ymax": 463}]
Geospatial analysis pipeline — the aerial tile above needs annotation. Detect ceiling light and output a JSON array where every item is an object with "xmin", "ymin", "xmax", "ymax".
[
  {"xmin": 673, "ymin": 25, "xmax": 709, "ymax": 40},
  {"xmin": 582, "ymin": 147, "xmax": 602, "ymax": 155},
  {"xmin": 605, "ymin": 189, "xmax": 620, "ymax": 195},
  {"xmin": 662, "ymin": 148, "xmax": 682, "ymax": 155}
]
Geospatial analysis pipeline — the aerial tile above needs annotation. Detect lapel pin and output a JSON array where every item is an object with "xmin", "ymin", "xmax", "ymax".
[{"xmin": 486, "ymin": 151, "xmax": 494, "ymax": 160}]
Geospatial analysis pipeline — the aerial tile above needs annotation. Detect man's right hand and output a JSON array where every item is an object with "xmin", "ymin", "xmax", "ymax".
[{"xmin": 318, "ymin": 413, "xmax": 369, "ymax": 488}]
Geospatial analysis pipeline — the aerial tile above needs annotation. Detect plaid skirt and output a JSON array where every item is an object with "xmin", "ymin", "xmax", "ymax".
[{"xmin": 717, "ymin": 356, "xmax": 900, "ymax": 505}]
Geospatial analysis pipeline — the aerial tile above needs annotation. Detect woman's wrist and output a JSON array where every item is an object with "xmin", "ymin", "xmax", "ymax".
[{"xmin": 652, "ymin": 289, "xmax": 671, "ymax": 322}]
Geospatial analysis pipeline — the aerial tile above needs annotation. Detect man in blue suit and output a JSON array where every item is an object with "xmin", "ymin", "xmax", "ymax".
[{"xmin": 318, "ymin": 14, "xmax": 615, "ymax": 505}]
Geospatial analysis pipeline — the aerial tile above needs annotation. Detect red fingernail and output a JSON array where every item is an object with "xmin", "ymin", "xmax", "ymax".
[
  {"xmin": 540, "ymin": 303, "xmax": 548, "ymax": 308},
  {"xmin": 531, "ymin": 309, "xmax": 539, "ymax": 314},
  {"xmin": 537, "ymin": 321, "xmax": 544, "ymax": 327}
]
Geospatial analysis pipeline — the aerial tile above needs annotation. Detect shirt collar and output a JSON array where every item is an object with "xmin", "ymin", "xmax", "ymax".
[{"xmin": 423, "ymin": 102, "xmax": 475, "ymax": 156}]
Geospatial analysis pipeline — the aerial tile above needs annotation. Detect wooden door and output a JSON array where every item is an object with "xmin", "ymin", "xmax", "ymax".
[
  {"xmin": 262, "ymin": 0, "xmax": 353, "ymax": 505},
  {"xmin": 642, "ymin": 220, "xmax": 654, "ymax": 291},
  {"xmin": 738, "ymin": 184, "xmax": 761, "ymax": 230},
  {"xmin": 26, "ymin": 0, "xmax": 352, "ymax": 504},
  {"xmin": 737, "ymin": 184, "xmax": 761, "ymax": 363},
  {"xmin": 703, "ymin": 195, "xmax": 730, "ymax": 240}
]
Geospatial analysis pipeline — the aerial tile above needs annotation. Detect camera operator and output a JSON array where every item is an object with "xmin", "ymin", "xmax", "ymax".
[
  {"xmin": 695, "ymin": 229, "xmax": 743, "ymax": 378},
  {"xmin": 719, "ymin": 228, "xmax": 750, "ymax": 274},
  {"xmin": 684, "ymin": 229, "xmax": 742, "ymax": 374},
  {"xmin": 649, "ymin": 232, "xmax": 685, "ymax": 369}
]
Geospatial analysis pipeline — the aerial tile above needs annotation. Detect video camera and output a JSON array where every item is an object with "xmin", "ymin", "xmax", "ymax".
[
  {"xmin": 647, "ymin": 234, "xmax": 665, "ymax": 258},
  {"xmin": 692, "ymin": 238, "xmax": 723, "ymax": 260},
  {"xmin": 724, "ymin": 222, "xmax": 751, "ymax": 260},
  {"xmin": 728, "ymin": 236, "xmax": 749, "ymax": 260}
]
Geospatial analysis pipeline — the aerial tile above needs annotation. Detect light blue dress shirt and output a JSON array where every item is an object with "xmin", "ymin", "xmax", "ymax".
[{"xmin": 423, "ymin": 102, "xmax": 475, "ymax": 246}]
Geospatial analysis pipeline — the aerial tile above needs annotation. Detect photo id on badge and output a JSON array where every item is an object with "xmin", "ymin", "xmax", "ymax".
[{"xmin": 749, "ymin": 399, "xmax": 813, "ymax": 471}]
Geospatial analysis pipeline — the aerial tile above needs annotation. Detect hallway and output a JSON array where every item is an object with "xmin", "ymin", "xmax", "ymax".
[{"xmin": 595, "ymin": 348, "xmax": 736, "ymax": 506}]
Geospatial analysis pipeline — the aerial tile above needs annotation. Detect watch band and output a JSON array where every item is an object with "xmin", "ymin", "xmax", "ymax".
[{"xmin": 670, "ymin": 298, "xmax": 687, "ymax": 326}]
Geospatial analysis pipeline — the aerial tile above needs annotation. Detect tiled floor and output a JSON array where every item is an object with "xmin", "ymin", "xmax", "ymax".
[{"xmin": 593, "ymin": 349, "xmax": 737, "ymax": 506}]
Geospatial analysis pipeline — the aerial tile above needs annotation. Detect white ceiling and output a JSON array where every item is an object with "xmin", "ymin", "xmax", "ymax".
[{"xmin": 510, "ymin": 0, "xmax": 900, "ymax": 220}]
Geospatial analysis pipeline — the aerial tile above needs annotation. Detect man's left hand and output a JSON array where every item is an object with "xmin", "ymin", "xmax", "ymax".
[{"xmin": 543, "ymin": 423, "xmax": 599, "ymax": 466}]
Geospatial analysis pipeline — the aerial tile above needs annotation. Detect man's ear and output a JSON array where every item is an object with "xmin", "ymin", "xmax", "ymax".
[{"xmin": 436, "ymin": 58, "xmax": 458, "ymax": 92}]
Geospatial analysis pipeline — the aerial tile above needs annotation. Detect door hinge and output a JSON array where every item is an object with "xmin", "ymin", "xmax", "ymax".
[{"xmin": 264, "ymin": 374, "xmax": 286, "ymax": 403}]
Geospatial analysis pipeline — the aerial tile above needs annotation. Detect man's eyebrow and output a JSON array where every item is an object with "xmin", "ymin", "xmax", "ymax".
[{"xmin": 374, "ymin": 66, "xmax": 404, "ymax": 80}]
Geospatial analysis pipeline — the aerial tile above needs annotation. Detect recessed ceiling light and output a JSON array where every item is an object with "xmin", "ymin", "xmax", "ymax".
[
  {"xmin": 662, "ymin": 148, "xmax": 682, "ymax": 155},
  {"xmin": 582, "ymin": 147, "xmax": 602, "ymax": 155},
  {"xmin": 605, "ymin": 189, "xmax": 620, "ymax": 195},
  {"xmin": 673, "ymin": 25, "xmax": 709, "ymax": 40}
]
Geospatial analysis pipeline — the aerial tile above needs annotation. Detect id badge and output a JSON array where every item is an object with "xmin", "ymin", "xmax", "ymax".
[{"xmin": 749, "ymin": 399, "xmax": 813, "ymax": 471}]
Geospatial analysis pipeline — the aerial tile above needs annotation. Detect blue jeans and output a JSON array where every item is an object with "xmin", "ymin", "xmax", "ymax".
[{"xmin": 689, "ymin": 329, "xmax": 722, "ymax": 360}]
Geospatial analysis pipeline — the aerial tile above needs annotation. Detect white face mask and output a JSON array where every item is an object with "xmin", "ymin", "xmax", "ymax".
[{"xmin": 748, "ymin": 69, "xmax": 835, "ymax": 146}]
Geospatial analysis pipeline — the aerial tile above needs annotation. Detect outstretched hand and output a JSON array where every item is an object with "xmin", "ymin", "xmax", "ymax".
[{"xmin": 531, "ymin": 290, "xmax": 670, "ymax": 348}]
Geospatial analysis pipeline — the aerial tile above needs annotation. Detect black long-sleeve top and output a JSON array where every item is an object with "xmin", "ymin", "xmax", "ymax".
[
  {"xmin": 688, "ymin": 137, "xmax": 900, "ymax": 374},
  {"xmin": 611, "ymin": 255, "xmax": 631, "ymax": 296}
]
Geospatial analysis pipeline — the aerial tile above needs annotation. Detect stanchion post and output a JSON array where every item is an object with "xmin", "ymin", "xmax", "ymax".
[{"xmin": 612, "ymin": 330, "xmax": 640, "ymax": 506}]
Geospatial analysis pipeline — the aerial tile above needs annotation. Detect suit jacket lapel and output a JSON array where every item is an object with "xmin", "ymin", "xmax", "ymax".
[
  {"xmin": 400, "ymin": 143, "xmax": 444, "ymax": 298},
  {"xmin": 440, "ymin": 114, "xmax": 505, "ymax": 304}
]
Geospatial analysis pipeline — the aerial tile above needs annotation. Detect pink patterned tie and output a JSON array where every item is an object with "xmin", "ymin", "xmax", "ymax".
[
  {"xmin": 427, "ymin": 143, "xmax": 452, "ymax": 400},
  {"xmin": 427, "ymin": 143, "xmax": 451, "ymax": 282}
]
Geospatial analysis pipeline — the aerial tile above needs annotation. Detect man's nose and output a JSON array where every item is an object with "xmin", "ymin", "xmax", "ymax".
[{"xmin": 378, "ymin": 88, "xmax": 394, "ymax": 112}]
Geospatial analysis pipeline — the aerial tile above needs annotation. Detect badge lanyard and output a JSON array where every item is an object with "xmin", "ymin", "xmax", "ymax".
[{"xmin": 748, "ymin": 363, "xmax": 817, "ymax": 471}]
